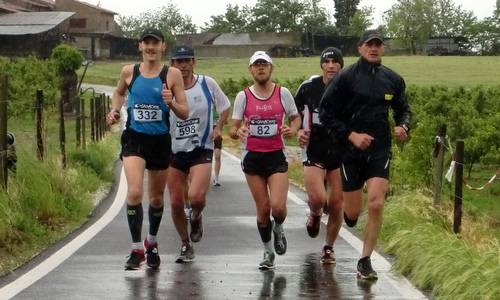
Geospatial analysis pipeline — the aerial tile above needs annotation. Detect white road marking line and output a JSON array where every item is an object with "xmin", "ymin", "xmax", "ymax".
[{"xmin": 0, "ymin": 169, "xmax": 127, "ymax": 299}]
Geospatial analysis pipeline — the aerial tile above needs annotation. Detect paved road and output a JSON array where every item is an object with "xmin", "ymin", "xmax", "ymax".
[
  {"xmin": 1, "ymin": 151, "xmax": 426, "ymax": 300},
  {"xmin": 0, "ymin": 84, "xmax": 426, "ymax": 299}
]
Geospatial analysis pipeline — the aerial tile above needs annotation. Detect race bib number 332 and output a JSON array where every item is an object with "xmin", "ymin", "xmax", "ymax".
[{"xmin": 133, "ymin": 103, "xmax": 162, "ymax": 122}]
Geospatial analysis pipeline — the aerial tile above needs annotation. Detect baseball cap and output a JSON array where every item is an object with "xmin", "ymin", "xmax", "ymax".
[
  {"xmin": 170, "ymin": 46, "xmax": 195, "ymax": 59},
  {"xmin": 140, "ymin": 28, "xmax": 164, "ymax": 42},
  {"xmin": 249, "ymin": 51, "xmax": 272, "ymax": 65},
  {"xmin": 359, "ymin": 30, "xmax": 384, "ymax": 45},
  {"xmin": 320, "ymin": 47, "xmax": 344, "ymax": 68}
]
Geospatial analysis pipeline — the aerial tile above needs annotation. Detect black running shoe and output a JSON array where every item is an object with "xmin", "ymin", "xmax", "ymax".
[
  {"xmin": 124, "ymin": 249, "xmax": 145, "ymax": 270},
  {"xmin": 273, "ymin": 221, "xmax": 287, "ymax": 255},
  {"xmin": 258, "ymin": 250, "xmax": 275, "ymax": 270},
  {"xmin": 190, "ymin": 214, "xmax": 203, "ymax": 243},
  {"xmin": 306, "ymin": 214, "xmax": 321, "ymax": 238},
  {"xmin": 357, "ymin": 256, "xmax": 378, "ymax": 280},
  {"xmin": 175, "ymin": 243, "xmax": 195, "ymax": 263},
  {"xmin": 144, "ymin": 239, "xmax": 160, "ymax": 268}
]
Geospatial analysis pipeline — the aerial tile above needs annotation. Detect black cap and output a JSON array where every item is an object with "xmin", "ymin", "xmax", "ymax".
[
  {"xmin": 170, "ymin": 46, "xmax": 195, "ymax": 59},
  {"xmin": 320, "ymin": 47, "xmax": 344, "ymax": 68},
  {"xmin": 140, "ymin": 28, "xmax": 164, "ymax": 42},
  {"xmin": 359, "ymin": 30, "xmax": 383, "ymax": 45}
]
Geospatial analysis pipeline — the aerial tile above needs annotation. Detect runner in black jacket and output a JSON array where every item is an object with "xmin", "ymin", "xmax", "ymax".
[{"xmin": 319, "ymin": 30, "xmax": 411, "ymax": 280}]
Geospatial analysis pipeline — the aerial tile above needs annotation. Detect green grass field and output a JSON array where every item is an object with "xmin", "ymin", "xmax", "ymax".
[{"xmin": 81, "ymin": 56, "xmax": 500, "ymax": 88}]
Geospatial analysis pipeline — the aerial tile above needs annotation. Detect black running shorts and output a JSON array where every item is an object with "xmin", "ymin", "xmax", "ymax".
[
  {"xmin": 242, "ymin": 150, "xmax": 288, "ymax": 177},
  {"xmin": 120, "ymin": 129, "xmax": 171, "ymax": 170},
  {"xmin": 341, "ymin": 149, "xmax": 391, "ymax": 192},
  {"xmin": 303, "ymin": 144, "xmax": 342, "ymax": 171},
  {"xmin": 170, "ymin": 147, "xmax": 214, "ymax": 173}
]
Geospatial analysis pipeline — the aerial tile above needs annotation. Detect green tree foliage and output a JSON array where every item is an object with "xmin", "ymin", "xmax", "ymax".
[
  {"xmin": 202, "ymin": 4, "xmax": 252, "ymax": 33},
  {"xmin": 384, "ymin": 0, "xmax": 477, "ymax": 54},
  {"xmin": 333, "ymin": 0, "xmax": 360, "ymax": 35},
  {"xmin": 117, "ymin": 2, "xmax": 197, "ymax": 44},
  {"xmin": 51, "ymin": 44, "xmax": 83, "ymax": 74},
  {"xmin": 347, "ymin": 6, "xmax": 374, "ymax": 37},
  {"xmin": 202, "ymin": 0, "xmax": 334, "ymax": 34},
  {"xmin": 384, "ymin": 0, "xmax": 435, "ymax": 54},
  {"xmin": 251, "ymin": 0, "xmax": 307, "ymax": 32},
  {"xmin": 0, "ymin": 56, "xmax": 59, "ymax": 117}
]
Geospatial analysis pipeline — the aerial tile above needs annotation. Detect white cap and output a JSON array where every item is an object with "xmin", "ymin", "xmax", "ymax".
[{"xmin": 249, "ymin": 51, "xmax": 272, "ymax": 65}]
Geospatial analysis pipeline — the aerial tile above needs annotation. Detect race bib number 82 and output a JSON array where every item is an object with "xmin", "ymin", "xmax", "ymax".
[{"xmin": 249, "ymin": 119, "xmax": 278, "ymax": 138}]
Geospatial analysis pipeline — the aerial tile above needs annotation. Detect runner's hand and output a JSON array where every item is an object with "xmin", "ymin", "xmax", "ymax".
[
  {"xmin": 106, "ymin": 109, "xmax": 120, "ymax": 125},
  {"xmin": 237, "ymin": 125, "xmax": 249, "ymax": 141},
  {"xmin": 348, "ymin": 132, "xmax": 374, "ymax": 150},
  {"xmin": 162, "ymin": 83, "xmax": 173, "ymax": 107},
  {"xmin": 394, "ymin": 126, "xmax": 408, "ymax": 141},
  {"xmin": 298, "ymin": 129, "xmax": 310, "ymax": 147},
  {"xmin": 281, "ymin": 125, "xmax": 296, "ymax": 138}
]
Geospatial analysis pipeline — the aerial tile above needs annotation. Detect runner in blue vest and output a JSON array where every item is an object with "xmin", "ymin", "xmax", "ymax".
[
  {"xmin": 167, "ymin": 46, "xmax": 231, "ymax": 263},
  {"xmin": 106, "ymin": 28, "xmax": 188, "ymax": 270}
]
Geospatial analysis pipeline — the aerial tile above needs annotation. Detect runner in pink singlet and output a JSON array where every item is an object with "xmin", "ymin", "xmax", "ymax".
[{"xmin": 230, "ymin": 51, "xmax": 301, "ymax": 270}]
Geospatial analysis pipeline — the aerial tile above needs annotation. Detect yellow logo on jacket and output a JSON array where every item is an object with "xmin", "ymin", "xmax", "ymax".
[{"xmin": 384, "ymin": 94, "xmax": 394, "ymax": 101}]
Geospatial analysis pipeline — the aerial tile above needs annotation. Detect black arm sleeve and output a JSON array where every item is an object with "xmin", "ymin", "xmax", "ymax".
[
  {"xmin": 319, "ymin": 74, "xmax": 350, "ymax": 141},
  {"xmin": 391, "ymin": 77, "xmax": 411, "ymax": 131}
]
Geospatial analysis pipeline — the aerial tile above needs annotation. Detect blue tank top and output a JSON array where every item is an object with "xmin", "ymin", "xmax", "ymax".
[{"xmin": 126, "ymin": 64, "xmax": 170, "ymax": 135}]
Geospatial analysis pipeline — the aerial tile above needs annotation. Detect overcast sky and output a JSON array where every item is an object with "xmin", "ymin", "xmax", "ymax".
[{"xmin": 90, "ymin": 0, "xmax": 497, "ymax": 28}]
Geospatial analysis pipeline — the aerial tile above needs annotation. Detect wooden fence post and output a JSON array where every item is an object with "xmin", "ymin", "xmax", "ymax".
[
  {"xmin": 0, "ymin": 75, "xmax": 8, "ymax": 188},
  {"xmin": 81, "ymin": 96, "xmax": 86, "ymax": 150},
  {"xmin": 90, "ymin": 96, "xmax": 95, "ymax": 142},
  {"xmin": 453, "ymin": 140, "xmax": 464, "ymax": 234},
  {"xmin": 433, "ymin": 124, "xmax": 447, "ymax": 207},
  {"xmin": 75, "ymin": 95, "xmax": 81, "ymax": 148},
  {"xmin": 59, "ymin": 95, "xmax": 66, "ymax": 169},
  {"xmin": 36, "ymin": 90, "xmax": 45, "ymax": 161}
]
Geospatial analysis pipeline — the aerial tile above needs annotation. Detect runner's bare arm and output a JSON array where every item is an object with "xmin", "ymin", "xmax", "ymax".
[
  {"xmin": 282, "ymin": 114, "xmax": 301, "ymax": 138},
  {"xmin": 107, "ymin": 65, "xmax": 133, "ymax": 125},
  {"xmin": 166, "ymin": 67, "xmax": 188, "ymax": 120}
]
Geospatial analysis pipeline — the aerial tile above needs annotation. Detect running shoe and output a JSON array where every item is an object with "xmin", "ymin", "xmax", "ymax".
[
  {"xmin": 175, "ymin": 243, "xmax": 195, "ymax": 263},
  {"xmin": 190, "ymin": 214, "xmax": 203, "ymax": 242},
  {"xmin": 320, "ymin": 246, "xmax": 336, "ymax": 264},
  {"xmin": 124, "ymin": 249, "xmax": 145, "ymax": 270},
  {"xmin": 258, "ymin": 250, "xmax": 275, "ymax": 270},
  {"xmin": 272, "ymin": 221, "xmax": 287, "ymax": 255},
  {"xmin": 306, "ymin": 214, "xmax": 321, "ymax": 238},
  {"xmin": 144, "ymin": 239, "xmax": 160, "ymax": 268},
  {"xmin": 357, "ymin": 256, "xmax": 378, "ymax": 280},
  {"xmin": 212, "ymin": 179, "xmax": 221, "ymax": 187}
]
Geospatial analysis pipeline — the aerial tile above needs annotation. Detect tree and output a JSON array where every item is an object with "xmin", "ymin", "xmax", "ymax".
[
  {"xmin": 333, "ymin": 0, "xmax": 360, "ymax": 35},
  {"xmin": 347, "ymin": 6, "xmax": 374, "ymax": 37},
  {"xmin": 51, "ymin": 44, "xmax": 83, "ymax": 113},
  {"xmin": 117, "ymin": 3, "xmax": 197, "ymax": 44},
  {"xmin": 432, "ymin": 0, "xmax": 475, "ymax": 37},
  {"xmin": 202, "ymin": 4, "xmax": 252, "ymax": 33},
  {"xmin": 384, "ymin": 0, "xmax": 437, "ymax": 54},
  {"xmin": 251, "ymin": 0, "xmax": 307, "ymax": 32}
]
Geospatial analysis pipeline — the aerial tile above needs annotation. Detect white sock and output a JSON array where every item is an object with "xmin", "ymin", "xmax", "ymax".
[
  {"xmin": 264, "ymin": 241, "xmax": 273, "ymax": 253},
  {"xmin": 147, "ymin": 234, "xmax": 157, "ymax": 244},
  {"xmin": 273, "ymin": 222, "xmax": 283, "ymax": 233},
  {"xmin": 132, "ymin": 242, "xmax": 143, "ymax": 250}
]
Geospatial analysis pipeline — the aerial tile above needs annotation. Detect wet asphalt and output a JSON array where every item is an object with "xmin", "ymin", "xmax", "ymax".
[{"xmin": 0, "ymin": 84, "xmax": 427, "ymax": 299}]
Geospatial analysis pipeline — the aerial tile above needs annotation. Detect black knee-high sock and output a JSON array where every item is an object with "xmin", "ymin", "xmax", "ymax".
[
  {"xmin": 257, "ymin": 220, "xmax": 273, "ymax": 244},
  {"xmin": 273, "ymin": 215, "xmax": 285, "ymax": 226},
  {"xmin": 127, "ymin": 204, "xmax": 143, "ymax": 243},
  {"xmin": 148, "ymin": 205, "xmax": 164, "ymax": 236}
]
